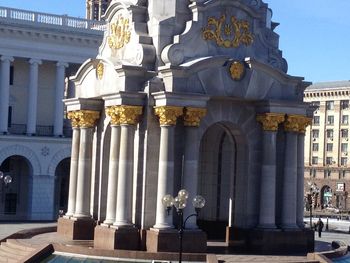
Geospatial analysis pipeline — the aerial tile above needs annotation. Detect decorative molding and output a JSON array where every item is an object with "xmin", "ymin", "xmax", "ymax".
[
  {"xmin": 105, "ymin": 106, "xmax": 121, "ymax": 126},
  {"xmin": 96, "ymin": 61, "xmax": 104, "ymax": 80},
  {"xmin": 229, "ymin": 61, "xmax": 245, "ymax": 81},
  {"xmin": 67, "ymin": 111, "xmax": 81, "ymax": 128},
  {"xmin": 202, "ymin": 14, "xmax": 254, "ymax": 48},
  {"xmin": 154, "ymin": 106, "xmax": 183, "ymax": 126},
  {"xmin": 184, "ymin": 107, "xmax": 207, "ymax": 127},
  {"xmin": 117, "ymin": 105, "xmax": 143, "ymax": 125},
  {"xmin": 78, "ymin": 110, "xmax": 100, "ymax": 128},
  {"xmin": 296, "ymin": 116, "xmax": 312, "ymax": 134},
  {"xmin": 107, "ymin": 16, "xmax": 131, "ymax": 50},
  {"xmin": 256, "ymin": 113, "xmax": 285, "ymax": 131},
  {"xmin": 284, "ymin": 115, "xmax": 301, "ymax": 133}
]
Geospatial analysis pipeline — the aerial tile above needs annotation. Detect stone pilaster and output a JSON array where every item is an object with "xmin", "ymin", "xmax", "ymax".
[
  {"xmin": 182, "ymin": 107, "xmax": 207, "ymax": 229},
  {"xmin": 103, "ymin": 106, "xmax": 122, "ymax": 225},
  {"xmin": 26, "ymin": 59, "xmax": 42, "ymax": 135},
  {"xmin": 153, "ymin": 106, "xmax": 183, "ymax": 229},
  {"xmin": 54, "ymin": 62, "xmax": 69, "ymax": 136},
  {"xmin": 73, "ymin": 110, "xmax": 100, "ymax": 219},
  {"xmin": 113, "ymin": 105, "xmax": 143, "ymax": 227},
  {"xmin": 296, "ymin": 116, "xmax": 312, "ymax": 228},
  {"xmin": 0, "ymin": 56, "xmax": 14, "ymax": 133},
  {"xmin": 256, "ymin": 113, "xmax": 285, "ymax": 228},
  {"xmin": 281, "ymin": 115, "xmax": 300, "ymax": 229}
]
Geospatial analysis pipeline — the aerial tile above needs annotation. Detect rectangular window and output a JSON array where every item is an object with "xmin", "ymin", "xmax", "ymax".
[
  {"xmin": 312, "ymin": 101, "xmax": 320, "ymax": 111},
  {"xmin": 326, "ymin": 129, "xmax": 333, "ymax": 139},
  {"xmin": 4, "ymin": 193, "xmax": 17, "ymax": 215},
  {"xmin": 341, "ymin": 157, "xmax": 348, "ymax": 166},
  {"xmin": 313, "ymin": 116, "xmax": 320, "ymax": 125},
  {"xmin": 324, "ymin": 170, "xmax": 331, "ymax": 178},
  {"xmin": 9, "ymin": 65, "xmax": 14, "ymax": 85},
  {"xmin": 327, "ymin": 115, "xmax": 334, "ymax": 125},
  {"xmin": 341, "ymin": 129, "xmax": 348, "ymax": 138},
  {"xmin": 312, "ymin": 130, "xmax": 319, "ymax": 138},
  {"xmin": 312, "ymin": 143, "xmax": 319, "ymax": 151},
  {"xmin": 312, "ymin": 157, "xmax": 318, "ymax": 165},
  {"xmin": 326, "ymin": 101, "xmax": 334, "ymax": 110},
  {"xmin": 341, "ymin": 100, "xmax": 349, "ymax": 110},
  {"xmin": 326, "ymin": 157, "xmax": 333, "ymax": 165},
  {"xmin": 341, "ymin": 143, "xmax": 348, "ymax": 152},
  {"xmin": 326, "ymin": 143, "xmax": 333, "ymax": 152},
  {"xmin": 342, "ymin": 115, "xmax": 349, "ymax": 125}
]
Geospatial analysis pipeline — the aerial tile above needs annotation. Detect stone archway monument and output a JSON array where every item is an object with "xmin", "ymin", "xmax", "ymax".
[{"xmin": 57, "ymin": 0, "xmax": 314, "ymax": 254}]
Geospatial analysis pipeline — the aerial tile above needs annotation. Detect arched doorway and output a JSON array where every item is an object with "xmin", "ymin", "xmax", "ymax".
[
  {"xmin": 54, "ymin": 158, "xmax": 70, "ymax": 218},
  {"xmin": 197, "ymin": 122, "xmax": 237, "ymax": 240},
  {"xmin": 0, "ymin": 155, "xmax": 31, "ymax": 220}
]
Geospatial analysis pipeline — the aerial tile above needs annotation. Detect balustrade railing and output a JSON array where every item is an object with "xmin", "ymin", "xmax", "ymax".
[
  {"xmin": 8, "ymin": 124, "xmax": 72, "ymax": 138},
  {"xmin": 0, "ymin": 6, "xmax": 106, "ymax": 31}
]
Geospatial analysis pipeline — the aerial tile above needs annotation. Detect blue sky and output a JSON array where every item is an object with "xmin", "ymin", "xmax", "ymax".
[{"xmin": 1, "ymin": 0, "xmax": 349, "ymax": 83}]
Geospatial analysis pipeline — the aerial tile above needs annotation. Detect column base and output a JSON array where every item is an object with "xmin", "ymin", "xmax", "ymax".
[
  {"xmin": 146, "ymin": 228, "xmax": 206, "ymax": 253},
  {"xmin": 94, "ymin": 225, "xmax": 139, "ymax": 250},
  {"xmin": 57, "ymin": 217, "xmax": 95, "ymax": 240},
  {"xmin": 226, "ymin": 226, "xmax": 314, "ymax": 254},
  {"xmin": 257, "ymin": 223, "xmax": 277, "ymax": 229}
]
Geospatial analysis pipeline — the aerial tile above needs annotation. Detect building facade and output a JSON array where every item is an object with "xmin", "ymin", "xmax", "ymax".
[
  {"xmin": 86, "ymin": 0, "xmax": 112, "ymax": 20},
  {"xmin": 304, "ymin": 81, "xmax": 350, "ymax": 212},
  {"xmin": 58, "ymin": 0, "xmax": 314, "ymax": 254},
  {"xmin": 0, "ymin": 6, "xmax": 104, "ymax": 220}
]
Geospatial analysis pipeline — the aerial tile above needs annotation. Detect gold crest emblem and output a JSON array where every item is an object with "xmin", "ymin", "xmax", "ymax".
[
  {"xmin": 203, "ymin": 14, "xmax": 254, "ymax": 48},
  {"xmin": 107, "ymin": 16, "xmax": 131, "ymax": 50},
  {"xmin": 97, "ymin": 62, "xmax": 104, "ymax": 80},
  {"xmin": 229, "ymin": 61, "xmax": 245, "ymax": 81}
]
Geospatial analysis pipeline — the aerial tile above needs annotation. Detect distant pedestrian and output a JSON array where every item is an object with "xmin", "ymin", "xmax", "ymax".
[{"xmin": 317, "ymin": 218, "xmax": 324, "ymax": 238}]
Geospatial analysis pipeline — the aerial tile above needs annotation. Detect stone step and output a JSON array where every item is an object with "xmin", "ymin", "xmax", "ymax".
[
  {"xmin": 0, "ymin": 243, "xmax": 28, "ymax": 257},
  {"xmin": 5, "ymin": 239, "xmax": 36, "ymax": 252}
]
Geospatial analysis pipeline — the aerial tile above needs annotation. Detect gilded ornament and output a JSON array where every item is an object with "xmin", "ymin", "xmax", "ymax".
[
  {"xmin": 116, "ymin": 105, "xmax": 143, "ymax": 125},
  {"xmin": 284, "ymin": 115, "xmax": 301, "ymax": 133},
  {"xmin": 107, "ymin": 16, "xmax": 131, "ymax": 50},
  {"xmin": 96, "ymin": 62, "xmax": 104, "ymax": 80},
  {"xmin": 296, "ymin": 116, "xmax": 312, "ymax": 134},
  {"xmin": 229, "ymin": 61, "xmax": 245, "ymax": 81},
  {"xmin": 105, "ymin": 106, "xmax": 121, "ymax": 126},
  {"xmin": 77, "ymin": 110, "xmax": 100, "ymax": 128},
  {"xmin": 202, "ymin": 14, "xmax": 254, "ymax": 48},
  {"xmin": 67, "ymin": 111, "xmax": 81, "ymax": 128},
  {"xmin": 256, "ymin": 113, "xmax": 285, "ymax": 131},
  {"xmin": 184, "ymin": 107, "xmax": 207, "ymax": 127},
  {"xmin": 154, "ymin": 106, "xmax": 183, "ymax": 126}
]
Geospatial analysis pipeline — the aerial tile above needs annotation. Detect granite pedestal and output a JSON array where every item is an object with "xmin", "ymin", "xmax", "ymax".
[
  {"xmin": 94, "ymin": 225, "xmax": 139, "ymax": 250},
  {"xmin": 57, "ymin": 217, "xmax": 95, "ymax": 240}
]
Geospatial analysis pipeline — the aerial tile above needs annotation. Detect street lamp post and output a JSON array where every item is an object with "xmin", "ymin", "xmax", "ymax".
[{"xmin": 162, "ymin": 189, "xmax": 205, "ymax": 263}]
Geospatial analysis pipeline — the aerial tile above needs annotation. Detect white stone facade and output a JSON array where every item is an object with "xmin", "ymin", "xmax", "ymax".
[{"xmin": 0, "ymin": 6, "xmax": 104, "ymax": 220}]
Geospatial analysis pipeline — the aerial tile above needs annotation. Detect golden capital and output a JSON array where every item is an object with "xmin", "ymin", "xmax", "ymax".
[
  {"xmin": 284, "ymin": 115, "xmax": 301, "ymax": 133},
  {"xmin": 67, "ymin": 111, "xmax": 81, "ymax": 128},
  {"xmin": 77, "ymin": 110, "xmax": 100, "ymax": 128},
  {"xmin": 154, "ymin": 106, "xmax": 183, "ymax": 126},
  {"xmin": 105, "ymin": 106, "xmax": 121, "ymax": 126},
  {"xmin": 184, "ymin": 107, "xmax": 207, "ymax": 127},
  {"xmin": 117, "ymin": 105, "xmax": 143, "ymax": 125},
  {"xmin": 296, "ymin": 116, "xmax": 312, "ymax": 134},
  {"xmin": 256, "ymin": 113, "xmax": 285, "ymax": 131}
]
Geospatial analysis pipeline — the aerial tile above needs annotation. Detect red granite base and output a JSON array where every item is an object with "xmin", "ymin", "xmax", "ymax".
[
  {"xmin": 57, "ymin": 217, "xmax": 95, "ymax": 240},
  {"xmin": 94, "ymin": 225, "xmax": 139, "ymax": 250},
  {"xmin": 146, "ymin": 229, "xmax": 207, "ymax": 253}
]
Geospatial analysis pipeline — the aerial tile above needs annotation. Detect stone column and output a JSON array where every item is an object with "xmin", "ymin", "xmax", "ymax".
[
  {"xmin": 256, "ymin": 113, "xmax": 285, "ymax": 229},
  {"xmin": 296, "ymin": 117, "xmax": 312, "ymax": 228},
  {"xmin": 182, "ymin": 107, "xmax": 207, "ymax": 229},
  {"xmin": 281, "ymin": 115, "xmax": 300, "ymax": 229},
  {"xmin": 103, "ymin": 106, "xmax": 121, "ymax": 225},
  {"xmin": 153, "ymin": 106, "xmax": 183, "ymax": 229},
  {"xmin": 64, "ymin": 112, "xmax": 81, "ymax": 217},
  {"xmin": 113, "ymin": 105, "xmax": 143, "ymax": 227},
  {"xmin": 54, "ymin": 62, "xmax": 68, "ymax": 136},
  {"xmin": 73, "ymin": 110, "xmax": 100, "ymax": 219},
  {"xmin": 26, "ymin": 59, "xmax": 42, "ymax": 135},
  {"xmin": 0, "ymin": 56, "xmax": 14, "ymax": 133}
]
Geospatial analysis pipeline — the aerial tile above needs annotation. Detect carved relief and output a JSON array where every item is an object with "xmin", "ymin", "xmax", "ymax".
[
  {"xmin": 184, "ymin": 107, "xmax": 207, "ymax": 127},
  {"xmin": 107, "ymin": 16, "xmax": 131, "ymax": 50},
  {"xmin": 202, "ymin": 14, "xmax": 254, "ymax": 48},
  {"xmin": 284, "ymin": 115, "xmax": 301, "ymax": 133},
  {"xmin": 67, "ymin": 111, "xmax": 81, "ymax": 128},
  {"xmin": 154, "ymin": 106, "xmax": 183, "ymax": 126},
  {"xmin": 105, "ymin": 106, "xmax": 121, "ymax": 126},
  {"xmin": 296, "ymin": 116, "xmax": 312, "ymax": 134},
  {"xmin": 229, "ymin": 61, "xmax": 245, "ymax": 81},
  {"xmin": 256, "ymin": 113, "xmax": 285, "ymax": 131},
  {"xmin": 96, "ymin": 62, "xmax": 104, "ymax": 80},
  {"xmin": 116, "ymin": 105, "xmax": 143, "ymax": 125},
  {"xmin": 77, "ymin": 110, "xmax": 100, "ymax": 128}
]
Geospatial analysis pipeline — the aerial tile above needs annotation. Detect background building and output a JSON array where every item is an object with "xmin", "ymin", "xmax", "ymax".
[
  {"xmin": 86, "ymin": 0, "xmax": 112, "ymax": 20},
  {"xmin": 0, "ymin": 6, "xmax": 104, "ymax": 220},
  {"xmin": 304, "ymin": 81, "xmax": 350, "ymax": 212}
]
